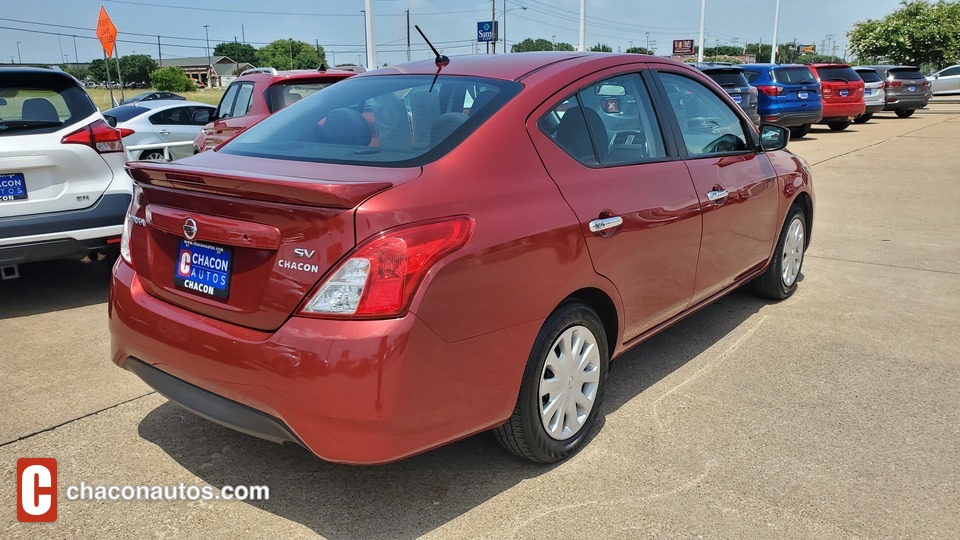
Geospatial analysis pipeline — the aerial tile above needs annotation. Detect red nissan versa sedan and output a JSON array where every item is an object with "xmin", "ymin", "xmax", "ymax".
[{"xmin": 110, "ymin": 52, "xmax": 814, "ymax": 465}]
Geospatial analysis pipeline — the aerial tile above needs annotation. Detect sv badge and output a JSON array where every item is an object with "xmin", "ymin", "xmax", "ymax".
[{"xmin": 293, "ymin": 248, "xmax": 316, "ymax": 259}]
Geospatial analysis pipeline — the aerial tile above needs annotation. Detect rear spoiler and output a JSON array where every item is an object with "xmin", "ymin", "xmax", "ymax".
[{"xmin": 127, "ymin": 161, "xmax": 392, "ymax": 209}]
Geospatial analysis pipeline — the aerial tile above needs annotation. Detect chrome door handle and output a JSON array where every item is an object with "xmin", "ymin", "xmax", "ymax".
[
  {"xmin": 589, "ymin": 216, "xmax": 623, "ymax": 233},
  {"xmin": 706, "ymin": 189, "xmax": 728, "ymax": 202},
  {"xmin": 158, "ymin": 129, "xmax": 170, "ymax": 135}
]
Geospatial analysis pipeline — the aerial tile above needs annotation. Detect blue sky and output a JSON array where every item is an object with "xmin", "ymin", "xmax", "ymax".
[{"xmin": 1, "ymin": 0, "xmax": 907, "ymax": 66}]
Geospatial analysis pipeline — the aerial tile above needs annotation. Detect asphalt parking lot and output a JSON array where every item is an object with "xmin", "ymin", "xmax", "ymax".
[{"xmin": 3, "ymin": 101, "xmax": 959, "ymax": 539}]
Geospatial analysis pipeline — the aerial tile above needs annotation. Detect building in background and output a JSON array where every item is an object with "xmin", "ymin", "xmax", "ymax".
[{"xmin": 161, "ymin": 56, "xmax": 253, "ymax": 88}]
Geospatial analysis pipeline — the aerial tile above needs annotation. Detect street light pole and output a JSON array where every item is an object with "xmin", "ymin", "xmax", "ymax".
[
  {"xmin": 697, "ymin": 0, "xmax": 706, "ymax": 62},
  {"xmin": 770, "ymin": 0, "xmax": 781, "ymax": 63},
  {"xmin": 497, "ymin": 3, "xmax": 527, "ymax": 53},
  {"xmin": 203, "ymin": 24, "xmax": 212, "ymax": 87}
]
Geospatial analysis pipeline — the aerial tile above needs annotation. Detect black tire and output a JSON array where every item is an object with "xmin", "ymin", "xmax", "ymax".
[
  {"xmin": 790, "ymin": 124, "xmax": 811, "ymax": 138},
  {"xmin": 493, "ymin": 301, "xmax": 609, "ymax": 463},
  {"xmin": 139, "ymin": 149, "xmax": 166, "ymax": 161},
  {"xmin": 853, "ymin": 113, "xmax": 872, "ymax": 124},
  {"xmin": 827, "ymin": 121, "xmax": 851, "ymax": 131},
  {"xmin": 895, "ymin": 109, "xmax": 915, "ymax": 118},
  {"xmin": 751, "ymin": 204, "xmax": 807, "ymax": 301}
]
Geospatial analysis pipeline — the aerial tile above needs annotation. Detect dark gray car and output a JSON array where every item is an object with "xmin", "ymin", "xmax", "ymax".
[
  {"xmin": 692, "ymin": 64, "xmax": 761, "ymax": 125},
  {"xmin": 864, "ymin": 65, "xmax": 932, "ymax": 118}
]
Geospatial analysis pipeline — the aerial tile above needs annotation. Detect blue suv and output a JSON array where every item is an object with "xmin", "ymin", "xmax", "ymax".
[{"xmin": 741, "ymin": 64, "xmax": 823, "ymax": 138}]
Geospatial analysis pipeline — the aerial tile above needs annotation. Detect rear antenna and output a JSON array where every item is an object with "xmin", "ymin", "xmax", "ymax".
[{"xmin": 415, "ymin": 25, "xmax": 449, "ymax": 92}]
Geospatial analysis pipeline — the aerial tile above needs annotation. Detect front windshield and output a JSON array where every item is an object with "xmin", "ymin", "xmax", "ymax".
[{"xmin": 221, "ymin": 75, "xmax": 522, "ymax": 167}]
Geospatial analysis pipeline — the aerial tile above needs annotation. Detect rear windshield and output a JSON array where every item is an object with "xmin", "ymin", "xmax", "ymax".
[
  {"xmin": 0, "ymin": 71, "xmax": 96, "ymax": 136},
  {"xmin": 103, "ymin": 105, "xmax": 151, "ymax": 124},
  {"xmin": 855, "ymin": 69, "xmax": 882, "ymax": 83},
  {"xmin": 771, "ymin": 67, "xmax": 816, "ymax": 85},
  {"xmin": 222, "ymin": 75, "xmax": 522, "ymax": 167},
  {"xmin": 816, "ymin": 66, "xmax": 860, "ymax": 82},
  {"xmin": 890, "ymin": 68, "xmax": 925, "ymax": 80},
  {"xmin": 266, "ymin": 81, "xmax": 338, "ymax": 113},
  {"xmin": 705, "ymin": 70, "xmax": 750, "ymax": 88}
]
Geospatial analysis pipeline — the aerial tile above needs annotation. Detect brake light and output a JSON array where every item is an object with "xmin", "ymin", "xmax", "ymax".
[
  {"xmin": 118, "ymin": 128, "xmax": 136, "ymax": 138},
  {"xmin": 888, "ymin": 81, "xmax": 903, "ymax": 88},
  {"xmin": 922, "ymin": 81, "xmax": 930, "ymax": 87},
  {"xmin": 300, "ymin": 217, "xmax": 474, "ymax": 318},
  {"xmin": 61, "ymin": 119, "xmax": 124, "ymax": 153},
  {"xmin": 756, "ymin": 85, "xmax": 783, "ymax": 97},
  {"xmin": 823, "ymin": 87, "xmax": 833, "ymax": 94}
]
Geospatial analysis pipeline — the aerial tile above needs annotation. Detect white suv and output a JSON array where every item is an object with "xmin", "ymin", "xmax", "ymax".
[{"xmin": 0, "ymin": 67, "xmax": 131, "ymax": 277}]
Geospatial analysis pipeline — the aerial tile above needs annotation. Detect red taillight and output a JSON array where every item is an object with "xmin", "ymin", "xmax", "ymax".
[
  {"xmin": 756, "ymin": 85, "xmax": 783, "ymax": 97},
  {"xmin": 61, "ymin": 119, "xmax": 124, "ymax": 153},
  {"xmin": 922, "ymin": 81, "xmax": 930, "ymax": 87},
  {"xmin": 888, "ymin": 80, "xmax": 903, "ymax": 88},
  {"xmin": 117, "ymin": 128, "xmax": 136, "ymax": 138},
  {"xmin": 300, "ymin": 218, "xmax": 475, "ymax": 318}
]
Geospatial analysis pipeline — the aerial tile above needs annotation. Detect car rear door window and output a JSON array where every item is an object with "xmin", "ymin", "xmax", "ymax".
[
  {"xmin": 539, "ymin": 74, "xmax": 666, "ymax": 166},
  {"xmin": 657, "ymin": 72, "xmax": 750, "ymax": 157}
]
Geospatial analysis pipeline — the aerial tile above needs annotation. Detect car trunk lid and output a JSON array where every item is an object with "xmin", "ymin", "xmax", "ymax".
[
  {"xmin": 126, "ymin": 151, "xmax": 419, "ymax": 331},
  {"xmin": 888, "ymin": 68, "xmax": 929, "ymax": 97},
  {"xmin": 815, "ymin": 66, "xmax": 864, "ymax": 103}
]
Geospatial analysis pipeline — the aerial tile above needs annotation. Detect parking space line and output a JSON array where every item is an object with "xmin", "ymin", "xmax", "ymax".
[{"xmin": 806, "ymin": 254, "xmax": 960, "ymax": 276}]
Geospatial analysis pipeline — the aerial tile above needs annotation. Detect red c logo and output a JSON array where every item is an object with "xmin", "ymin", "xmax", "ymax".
[{"xmin": 17, "ymin": 458, "xmax": 57, "ymax": 522}]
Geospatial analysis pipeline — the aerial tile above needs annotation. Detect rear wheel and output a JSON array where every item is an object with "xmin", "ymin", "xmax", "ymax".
[
  {"xmin": 827, "ymin": 121, "xmax": 851, "ymax": 131},
  {"xmin": 895, "ymin": 109, "xmax": 915, "ymax": 118},
  {"xmin": 853, "ymin": 113, "xmax": 873, "ymax": 124},
  {"xmin": 752, "ymin": 204, "xmax": 806, "ymax": 301},
  {"xmin": 790, "ymin": 124, "xmax": 811, "ymax": 138},
  {"xmin": 139, "ymin": 149, "xmax": 166, "ymax": 161},
  {"xmin": 493, "ymin": 301, "xmax": 609, "ymax": 463}
]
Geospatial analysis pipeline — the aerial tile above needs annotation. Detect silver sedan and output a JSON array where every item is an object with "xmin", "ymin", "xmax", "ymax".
[{"xmin": 103, "ymin": 100, "xmax": 215, "ymax": 161}]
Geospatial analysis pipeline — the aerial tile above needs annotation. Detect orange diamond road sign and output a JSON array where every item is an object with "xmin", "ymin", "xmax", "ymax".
[{"xmin": 97, "ymin": 6, "xmax": 118, "ymax": 58}]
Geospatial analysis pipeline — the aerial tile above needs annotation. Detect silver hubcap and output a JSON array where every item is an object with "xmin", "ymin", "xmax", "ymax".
[
  {"xmin": 539, "ymin": 325, "xmax": 601, "ymax": 441},
  {"xmin": 781, "ymin": 217, "xmax": 804, "ymax": 287},
  {"xmin": 143, "ymin": 151, "xmax": 165, "ymax": 160}
]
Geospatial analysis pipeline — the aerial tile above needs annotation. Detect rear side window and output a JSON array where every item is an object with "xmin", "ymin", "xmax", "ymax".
[
  {"xmin": 743, "ymin": 71, "xmax": 761, "ymax": 83},
  {"xmin": 0, "ymin": 72, "xmax": 96, "ymax": 136},
  {"xmin": 103, "ymin": 105, "xmax": 151, "ymax": 123},
  {"xmin": 771, "ymin": 67, "xmax": 816, "ymax": 85},
  {"xmin": 705, "ymin": 70, "xmax": 750, "ymax": 88},
  {"xmin": 221, "ymin": 75, "xmax": 521, "ymax": 167},
  {"xmin": 267, "ymin": 82, "xmax": 337, "ymax": 113},
  {"xmin": 890, "ymin": 69, "xmax": 925, "ymax": 80},
  {"xmin": 855, "ymin": 70, "xmax": 882, "ymax": 83},
  {"xmin": 816, "ymin": 66, "xmax": 860, "ymax": 82}
]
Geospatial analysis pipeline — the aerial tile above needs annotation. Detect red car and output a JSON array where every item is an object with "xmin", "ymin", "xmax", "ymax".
[
  {"xmin": 111, "ymin": 53, "xmax": 814, "ymax": 464},
  {"xmin": 806, "ymin": 63, "xmax": 866, "ymax": 131},
  {"xmin": 193, "ymin": 66, "xmax": 363, "ymax": 153}
]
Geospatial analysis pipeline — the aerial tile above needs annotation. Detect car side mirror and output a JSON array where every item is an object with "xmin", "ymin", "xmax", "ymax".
[
  {"xmin": 192, "ymin": 109, "xmax": 211, "ymax": 124},
  {"xmin": 759, "ymin": 124, "xmax": 789, "ymax": 152}
]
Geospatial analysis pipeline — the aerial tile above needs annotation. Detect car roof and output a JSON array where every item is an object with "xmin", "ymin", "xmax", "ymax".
[
  {"xmin": 113, "ymin": 100, "xmax": 211, "ymax": 112},
  {"xmin": 808, "ymin": 63, "xmax": 852, "ymax": 68},
  {"xmin": 0, "ymin": 66, "xmax": 81, "ymax": 84},
  {"xmin": 235, "ymin": 69, "xmax": 356, "ymax": 83},
  {"xmin": 741, "ymin": 63, "xmax": 810, "ymax": 70},
  {"xmin": 366, "ymin": 52, "xmax": 620, "ymax": 81}
]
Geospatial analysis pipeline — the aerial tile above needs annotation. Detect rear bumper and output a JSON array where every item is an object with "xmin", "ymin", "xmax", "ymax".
[
  {"xmin": 862, "ymin": 103, "xmax": 885, "ymax": 115},
  {"xmin": 762, "ymin": 110, "xmax": 823, "ymax": 128},
  {"xmin": 820, "ymin": 102, "xmax": 866, "ymax": 122},
  {"xmin": 109, "ymin": 261, "xmax": 535, "ymax": 464},
  {"xmin": 0, "ymin": 193, "xmax": 129, "ymax": 264},
  {"xmin": 883, "ymin": 95, "xmax": 930, "ymax": 111}
]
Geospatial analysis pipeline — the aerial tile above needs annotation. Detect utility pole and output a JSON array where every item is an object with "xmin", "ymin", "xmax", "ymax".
[
  {"xmin": 242, "ymin": 24, "xmax": 246, "ymax": 44},
  {"xmin": 579, "ymin": 0, "xmax": 585, "ymax": 52},
  {"xmin": 157, "ymin": 36, "xmax": 162, "ymax": 67},
  {"xmin": 58, "ymin": 34, "xmax": 64, "ymax": 65},
  {"xmin": 770, "ymin": 0, "xmax": 781, "ymax": 63},
  {"xmin": 203, "ymin": 24, "xmax": 211, "ymax": 87},
  {"xmin": 16, "ymin": 41, "xmax": 22, "ymax": 64},
  {"xmin": 697, "ymin": 0, "xmax": 706, "ymax": 62},
  {"xmin": 645, "ymin": 32, "xmax": 650, "ymax": 52},
  {"xmin": 491, "ymin": 0, "xmax": 496, "ymax": 54},
  {"xmin": 406, "ymin": 9, "xmax": 411, "ymax": 62},
  {"xmin": 72, "ymin": 35, "xmax": 79, "ymax": 67}
]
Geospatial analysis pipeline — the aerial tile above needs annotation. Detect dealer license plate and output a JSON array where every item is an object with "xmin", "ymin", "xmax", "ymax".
[
  {"xmin": 908, "ymin": 85, "xmax": 917, "ymax": 92},
  {"xmin": 732, "ymin": 94, "xmax": 742, "ymax": 104},
  {"xmin": 840, "ymin": 89, "xmax": 849, "ymax": 97},
  {"xmin": 173, "ymin": 239, "xmax": 232, "ymax": 299},
  {"xmin": 0, "ymin": 173, "xmax": 27, "ymax": 202},
  {"xmin": 798, "ymin": 92, "xmax": 808, "ymax": 99},
  {"xmin": 865, "ymin": 89, "xmax": 872, "ymax": 95}
]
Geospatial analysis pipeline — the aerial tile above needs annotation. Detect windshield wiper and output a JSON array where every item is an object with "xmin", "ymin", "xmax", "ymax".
[{"xmin": 0, "ymin": 120, "xmax": 62, "ymax": 131}]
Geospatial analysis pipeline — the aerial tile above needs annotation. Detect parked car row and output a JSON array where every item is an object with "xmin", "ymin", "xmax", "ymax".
[{"xmin": 696, "ymin": 62, "xmax": 933, "ymax": 138}]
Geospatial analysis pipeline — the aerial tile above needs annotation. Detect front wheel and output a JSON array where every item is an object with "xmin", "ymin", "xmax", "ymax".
[
  {"xmin": 752, "ymin": 205, "xmax": 807, "ymax": 300},
  {"xmin": 827, "ymin": 121, "xmax": 851, "ymax": 131},
  {"xmin": 493, "ymin": 301, "xmax": 609, "ymax": 463},
  {"xmin": 895, "ymin": 109, "xmax": 915, "ymax": 118},
  {"xmin": 853, "ymin": 113, "xmax": 873, "ymax": 124}
]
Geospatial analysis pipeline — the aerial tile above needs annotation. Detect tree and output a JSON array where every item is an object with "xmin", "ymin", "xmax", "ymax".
[
  {"xmin": 849, "ymin": 0, "xmax": 960, "ymax": 69},
  {"xmin": 60, "ymin": 64, "xmax": 89, "ymax": 81},
  {"xmin": 625, "ymin": 47, "xmax": 653, "ymax": 55},
  {"xmin": 256, "ymin": 39, "xmax": 326, "ymax": 70},
  {"xmin": 88, "ymin": 58, "xmax": 118, "ymax": 83},
  {"xmin": 589, "ymin": 43, "xmax": 612, "ymax": 52},
  {"xmin": 119, "ymin": 54, "xmax": 157, "ymax": 85},
  {"xmin": 150, "ymin": 67, "xmax": 195, "ymax": 92},
  {"xmin": 214, "ymin": 42, "xmax": 257, "ymax": 64},
  {"xmin": 511, "ymin": 38, "xmax": 575, "ymax": 53}
]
